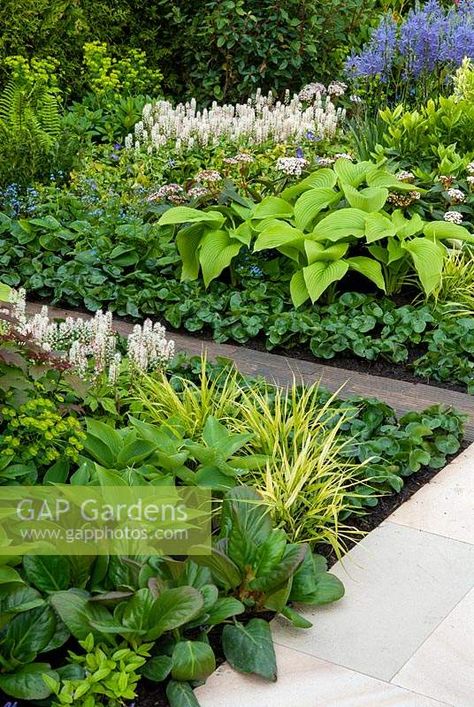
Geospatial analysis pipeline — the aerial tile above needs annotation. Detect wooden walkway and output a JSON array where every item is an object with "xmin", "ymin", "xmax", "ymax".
[{"xmin": 26, "ymin": 302, "xmax": 474, "ymax": 442}]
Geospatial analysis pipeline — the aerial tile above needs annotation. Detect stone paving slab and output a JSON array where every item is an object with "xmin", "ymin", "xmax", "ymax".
[
  {"xmin": 271, "ymin": 521, "xmax": 474, "ymax": 682},
  {"xmin": 392, "ymin": 587, "xmax": 474, "ymax": 707},
  {"xmin": 196, "ymin": 443, "xmax": 474, "ymax": 706},
  {"xmin": 195, "ymin": 644, "xmax": 449, "ymax": 707}
]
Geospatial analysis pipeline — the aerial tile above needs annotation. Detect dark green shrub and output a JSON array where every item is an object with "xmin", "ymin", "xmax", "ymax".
[{"xmin": 0, "ymin": 0, "xmax": 377, "ymax": 101}]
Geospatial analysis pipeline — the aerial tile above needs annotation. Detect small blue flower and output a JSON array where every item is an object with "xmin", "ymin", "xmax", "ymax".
[
  {"xmin": 306, "ymin": 131, "xmax": 315, "ymax": 141},
  {"xmin": 113, "ymin": 143, "xmax": 122, "ymax": 150},
  {"xmin": 296, "ymin": 147, "xmax": 304, "ymax": 159}
]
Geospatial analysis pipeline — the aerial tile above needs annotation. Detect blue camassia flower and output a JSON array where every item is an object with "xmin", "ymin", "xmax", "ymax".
[{"xmin": 346, "ymin": 0, "xmax": 474, "ymax": 83}]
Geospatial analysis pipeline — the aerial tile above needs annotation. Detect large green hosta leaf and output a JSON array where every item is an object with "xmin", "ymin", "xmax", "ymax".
[
  {"xmin": 290, "ymin": 270, "xmax": 310, "ymax": 307},
  {"xmin": 342, "ymin": 184, "xmax": 388, "ymax": 213},
  {"xmin": 347, "ymin": 256, "xmax": 386, "ymax": 291},
  {"xmin": 423, "ymin": 221, "xmax": 474, "ymax": 243},
  {"xmin": 250, "ymin": 196, "xmax": 294, "ymax": 220},
  {"xmin": 158, "ymin": 206, "xmax": 225, "ymax": 227},
  {"xmin": 253, "ymin": 221, "xmax": 305, "ymax": 252},
  {"xmin": 402, "ymin": 237, "xmax": 446, "ymax": 295},
  {"xmin": 312, "ymin": 208, "xmax": 366, "ymax": 241},
  {"xmin": 334, "ymin": 158, "xmax": 373, "ymax": 187},
  {"xmin": 280, "ymin": 168, "xmax": 337, "ymax": 201},
  {"xmin": 303, "ymin": 260, "xmax": 349, "ymax": 302},
  {"xmin": 366, "ymin": 168, "xmax": 425, "ymax": 193},
  {"xmin": 199, "ymin": 229, "xmax": 242, "ymax": 287},
  {"xmin": 293, "ymin": 188, "xmax": 340, "ymax": 230},
  {"xmin": 365, "ymin": 212, "xmax": 396, "ymax": 243},
  {"xmin": 304, "ymin": 241, "xmax": 348, "ymax": 264},
  {"xmin": 392, "ymin": 209, "xmax": 424, "ymax": 239},
  {"xmin": 176, "ymin": 223, "xmax": 204, "ymax": 281}
]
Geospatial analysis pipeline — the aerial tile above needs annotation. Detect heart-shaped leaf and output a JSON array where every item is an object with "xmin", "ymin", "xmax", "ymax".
[
  {"xmin": 312, "ymin": 209, "xmax": 366, "ymax": 241},
  {"xmin": 158, "ymin": 207, "xmax": 224, "ymax": 227},
  {"xmin": 402, "ymin": 237, "xmax": 446, "ymax": 295},
  {"xmin": 294, "ymin": 188, "xmax": 339, "ymax": 230},
  {"xmin": 303, "ymin": 260, "xmax": 349, "ymax": 302}
]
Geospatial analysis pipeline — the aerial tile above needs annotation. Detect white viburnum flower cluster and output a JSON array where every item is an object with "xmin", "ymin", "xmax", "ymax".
[
  {"xmin": 4, "ymin": 289, "xmax": 175, "ymax": 382},
  {"xmin": 446, "ymin": 188, "xmax": 466, "ymax": 204},
  {"xmin": 444, "ymin": 211, "xmax": 464, "ymax": 224},
  {"xmin": 127, "ymin": 320, "xmax": 175, "ymax": 373},
  {"xmin": 275, "ymin": 157, "xmax": 309, "ymax": 176},
  {"xmin": 126, "ymin": 85, "xmax": 346, "ymax": 153}
]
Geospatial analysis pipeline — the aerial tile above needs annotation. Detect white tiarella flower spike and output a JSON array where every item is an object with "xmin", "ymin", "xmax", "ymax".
[
  {"xmin": 127, "ymin": 319, "xmax": 175, "ymax": 374},
  {"xmin": 124, "ymin": 84, "xmax": 345, "ymax": 154},
  {"xmin": 5, "ymin": 292, "xmax": 175, "ymax": 383}
]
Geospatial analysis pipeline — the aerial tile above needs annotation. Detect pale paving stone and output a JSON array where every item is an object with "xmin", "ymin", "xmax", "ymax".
[
  {"xmin": 392, "ymin": 587, "xmax": 474, "ymax": 707},
  {"xmin": 427, "ymin": 443, "xmax": 474, "ymax": 489},
  {"xmin": 389, "ymin": 482, "xmax": 474, "ymax": 544},
  {"xmin": 195, "ymin": 643, "xmax": 449, "ymax": 707},
  {"xmin": 389, "ymin": 443, "xmax": 474, "ymax": 544},
  {"xmin": 271, "ymin": 522, "xmax": 474, "ymax": 681}
]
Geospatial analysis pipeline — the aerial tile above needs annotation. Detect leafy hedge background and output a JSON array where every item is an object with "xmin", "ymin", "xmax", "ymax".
[{"xmin": 0, "ymin": 0, "xmax": 379, "ymax": 101}]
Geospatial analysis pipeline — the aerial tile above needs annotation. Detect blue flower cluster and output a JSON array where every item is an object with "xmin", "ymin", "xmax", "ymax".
[
  {"xmin": 0, "ymin": 183, "xmax": 38, "ymax": 217},
  {"xmin": 346, "ymin": 0, "xmax": 474, "ymax": 82}
]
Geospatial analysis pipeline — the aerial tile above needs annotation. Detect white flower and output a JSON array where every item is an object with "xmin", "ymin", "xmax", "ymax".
[
  {"xmin": 195, "ymin": 170, "xmax": 222, "ymax": 183},
  {"xmin": 187, "ymin": 186, "xmax": 209, "ymax": 199},
  {"xmin": 275, "ymin": 157, "xmax": 308, "ymax": 176},
  {"xmin": 298, "ymin": 83, "xmax": 326, "ymax": 101},
  {"xmin": 327, "ymin": 81, "xmax": 347, "ymax": 97},
  {"xmin": 315, "ymin": 156, "xmax": 335, "ymax": 167},
  {"xmin": 147, "ymin": 184, "xmax": 185, "ymax": 201},
  {"xmin": 4, "ymin": 291, "xmax": 175, "ymax": 383},
  {"xmin": 444, "ymin": 211, "xmax": 464, "ymax": 224},
  {"xmin": 108, "ymin": 353, "xmax": 122, "ymax": 385},
  {"xmin": 127, "ymin": 319, "xmax": 175, "ymax": 374},
  {"xmin": 467, "ymin": 161, "xmax": 474, "ymax": 175},
  {"xmin": 397, "ymin": 170, "xmax": 415, "ymax": 183},
  {"xmin": 124, "ymin": 83, "xmax": 345, "ymax": 155},
  {"xmin": 446, "ymin": 188, "xmax": 466, "ymax": 204}
]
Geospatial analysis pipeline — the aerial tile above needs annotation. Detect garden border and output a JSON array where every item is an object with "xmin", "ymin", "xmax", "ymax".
[
  {"xmin": 26, "ymin": 302, "xmax": 474, "ymax": 442},
  {"xmin": 194, "ymin": 442, "xmax": 474, "ymax": 707}
]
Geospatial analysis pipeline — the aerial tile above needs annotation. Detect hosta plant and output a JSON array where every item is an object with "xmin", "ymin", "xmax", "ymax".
[
  {"xmin": 253, "ymin": 158, "xmax": 474, "ymax": 304},
  {"xmin": 159, "ymin": 158, "xmax": 474, "ymax": 304}
]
